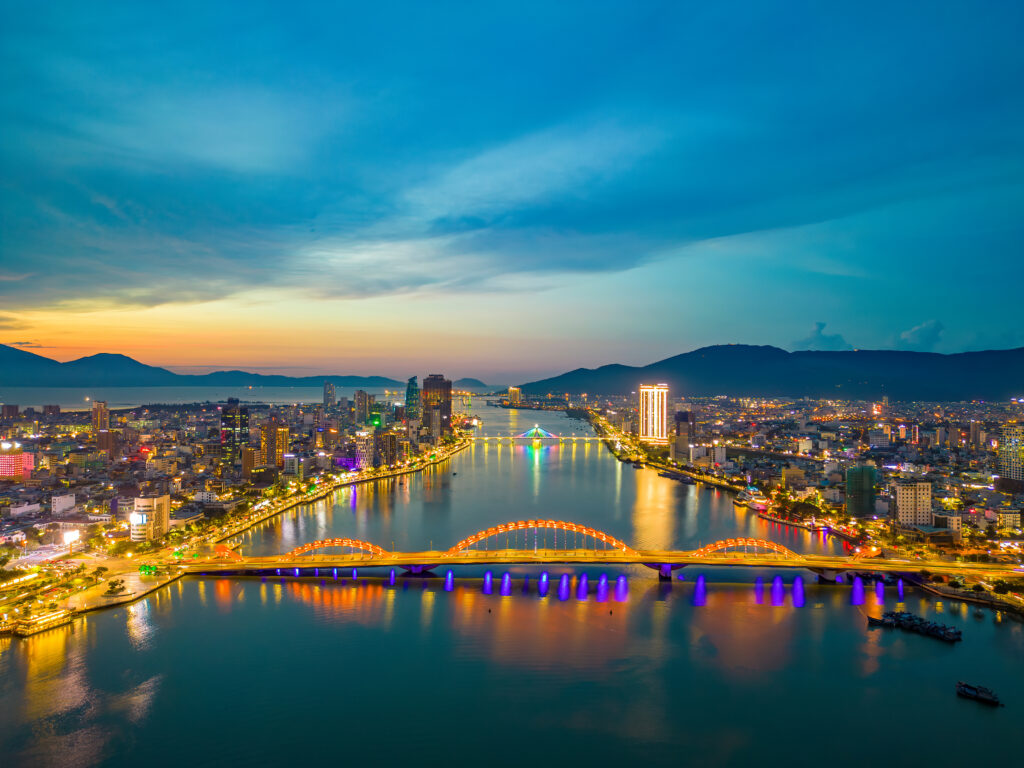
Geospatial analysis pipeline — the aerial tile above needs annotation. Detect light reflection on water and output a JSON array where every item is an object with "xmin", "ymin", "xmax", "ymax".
[{"xmin": 0, "ymin": 575, "xmax": 1022, "ymax": 766}]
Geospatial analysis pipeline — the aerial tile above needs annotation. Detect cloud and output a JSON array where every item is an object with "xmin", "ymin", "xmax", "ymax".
[
  {"xmin": 0, "ymin": 313, "xmax": 27, "ymax": 330},
  {"xmin": 896, "ymin": 320, "xmax": 945, "ymax": 351},
  {"xmin": 5, "ymin": 341, "xmax": 50, "ymax": 348},
  {"xmin": 792, "ymin": 322, "xmax": 853, "ymax": 351}
]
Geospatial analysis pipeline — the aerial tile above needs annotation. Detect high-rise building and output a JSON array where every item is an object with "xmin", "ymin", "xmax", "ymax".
[
  {"xmin": 507, "ymin": 386, "xmax": 521, "ymax": 405},
  {"xmin": 355, "ymin": 390, "xmax": 373, "ymax": 424},
  {"xmin": 405, "ymin": 377, "xmax": 420, "ymax": 419},
  {"xmin": 0, "ymin": 441, "xmax": 34, "ymax": 480},
  {"xmin": 969, "ymin": 420, "xmax": 982, "ymax": 449},
  {"xmin": 674, "ymin": 410, "xmax": 696, "ymax": 442},
  {"xmin": 999, "ymin": 423, "xmax": 1024, "ymax": 482},
  {"xmin": 1, "ymin": 404, "xmax": 19, "ymax": 421},
  {"xmin": 890, "ymin": 481, "xmax": 932, "ymax": 526},
  {"xmin": 241, "ymin": 446, "xmax": 257, "ymax": 479},
  {"xmin": 92, "ymin": 400, "xmax": 109, "ymax": 432},
  {"xmin": 43, "ymin": 404, "xmax": 60, "ymax": 417},
  {"xmin": 845, "ymin": 465, "xmax": 877, "ymax": 517},
  {"xmin": 375, "ymin": 432, "xmax": 398, "ymax": 467},
  {"xmin": 130, "ymin": 494, "xmax": 171, "ymax": 542},
  {"xmin": 354, "ymin": 430, "xmax": 375, "ymax": 469},
  {"xmin": 422, "ymin": 375, "xmax": 453, "ymax": 435},
  {"xmin": 260, "ymin": 419, "xmax": 289, "ymax": 468},
  {"xmin": 638, "ymin": 384, "xmax": 669, "ymax": 445},
  {"xmin": 323, "ymin": 381, "xmax": 336, "ymax": 408},
  {"xmin": 220, "ymin": 399, "xmax": 249, "ymax": 465}
]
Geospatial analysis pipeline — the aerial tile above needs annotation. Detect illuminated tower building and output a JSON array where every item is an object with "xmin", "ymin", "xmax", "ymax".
[
  {"xmin": 323, "ymin": 381, "xmax": 336, "ymax": 408},
  {"xmin": 638, "ymin": 384, "xmax": 669, "ymax": 445},
  {"xmin": 0, "ymin": 441, "xmax": 34, "ymax": 480},
  {"xmin": 999, "ymin": 423, "xmax": 1024, "ymax": 482},
  {"xmin": 92, "ymin": 400, "xmax": 109, "ymax": 431},
  {"xmin": 354, "ymin": 390, "xmax": 373, "ymax": 424},
  {"xmin": 354, "ymin": 430, "xmax": 375, "ymax": 469},
  {"xmin": 507, "ymin": 386, "xmax": 521, "ymax": 405},
  {"xmin": 375, "ymin": 432, "xmax": 398, "ymax": 467},
  {"xmin": 241, "ymin": 447, "xmax": 257, "ymax": 479},
  {"xmin": 405, "ymin": 377, "xmax": 420, "ymax": 419},
  {"xmin": 260, "ymin": 419, "xmax": 289, "ymax": 468},
  {"xmin": 422, "ymin": 375, "xmax": 452, "ymax": 435},
  {"xmin": 220, "ymin": 398, "xmax": 249, "ymax": 465}
]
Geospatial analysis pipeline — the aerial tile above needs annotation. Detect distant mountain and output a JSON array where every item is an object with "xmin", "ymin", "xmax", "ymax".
[
  {"xmin": 453, "ymin": 378, "xmax": 488, "ymax": 389},
  {"xmin": 520, "ymin": 344, "xmax": 1024, "ymax": 401},
  {"xmin": 0, "ymin": 344, "xmax": 403, "ymax": 388}
]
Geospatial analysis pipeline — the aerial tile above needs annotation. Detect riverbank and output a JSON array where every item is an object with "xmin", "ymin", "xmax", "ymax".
[
  {"xmin": 912, "ymin": 578, "xmax": 1024, "ymax": 619},
  {"xmin": 214, "ymin": 437, "xmax": 472, "ymax": 544}
]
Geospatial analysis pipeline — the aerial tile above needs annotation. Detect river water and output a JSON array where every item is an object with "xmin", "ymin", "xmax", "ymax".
[{"xmin": 1, "ymin": 406, "xmax": 1021, "ymax": 766}]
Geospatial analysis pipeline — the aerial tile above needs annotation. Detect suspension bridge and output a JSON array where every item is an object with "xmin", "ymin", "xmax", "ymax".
[{"xmin": 185, "ymin": 519, "xmax": 1018, "ymax": 580}]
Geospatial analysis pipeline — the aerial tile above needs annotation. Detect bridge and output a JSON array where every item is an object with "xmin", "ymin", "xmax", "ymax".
[
  {"xmin": 185, "ymin": 520, "xmax": 1019, "ymax": 581},
  {"xmin": 470, "ymin": 426, "xmax": 605, "ymax": 442}
]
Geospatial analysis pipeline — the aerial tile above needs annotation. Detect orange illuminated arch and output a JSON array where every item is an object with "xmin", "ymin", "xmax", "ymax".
[
  {"xmin": 286, "ymin": 538, "xmax": 390, "ymax": 558},
  {"xmin": 445, "ymin": 520, "xmax": 636, "ymax": 556},
  {"xmin": 692, "ymin": 538, "xmax": 799, "ymax": 559}
]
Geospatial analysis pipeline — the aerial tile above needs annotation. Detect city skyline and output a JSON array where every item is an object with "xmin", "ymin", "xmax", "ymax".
[{"xmin": 3, "ymin": 2, "xmax": 1024, "ymax": 380}]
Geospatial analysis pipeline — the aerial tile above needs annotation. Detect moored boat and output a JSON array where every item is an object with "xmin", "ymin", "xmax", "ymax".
[{"xmin": 956, "ymin": 681, "xmax": 1001, "ymax": 707}]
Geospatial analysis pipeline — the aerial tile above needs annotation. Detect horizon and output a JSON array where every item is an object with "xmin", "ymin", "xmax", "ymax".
[{"xmin": 3, "ymin": 3, "xmax": 1024, "ymax": 377}]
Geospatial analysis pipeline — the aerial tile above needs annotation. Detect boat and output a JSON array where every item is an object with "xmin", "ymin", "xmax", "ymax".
[
  {"xmin": 734, "ymin": 487, "xmax": 770, "ymax": 511},
  {"xmin": 678, "ymin": 476, "xmax": 696, "ymax": 485},
  {"xmin": 632, "ymin": 462, "xmax": 644, "ymax": 469},
  {"xmin": 956, "ymin": 681, "xmax": 1001, "ymax": 707},
  {"xmin": 875, "ymin": 611, "xmax": 962, "ymax": 642},
  {"xmin": 13, "ymin": 608, "xmax": 75, "ymax": 637}
]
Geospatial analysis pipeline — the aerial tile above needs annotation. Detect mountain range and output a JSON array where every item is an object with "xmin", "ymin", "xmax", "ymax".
[
  {"xmin": 0, "ymin": 344, "xmax": 404, "ymax": 388},
  {"xmin": 519, "ymin": 344, "xmax": 1024, "ymax": 401}
]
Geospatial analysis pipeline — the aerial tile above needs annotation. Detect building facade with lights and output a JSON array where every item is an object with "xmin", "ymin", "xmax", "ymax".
[{"xmin": 638, "ymin": 384, "xmax": 669, "ymax": 445}]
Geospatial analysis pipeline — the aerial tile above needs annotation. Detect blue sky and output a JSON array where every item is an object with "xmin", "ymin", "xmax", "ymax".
[{"xmin": 1, "ymin": 1, "xmax": 1022, "ymax": 380}]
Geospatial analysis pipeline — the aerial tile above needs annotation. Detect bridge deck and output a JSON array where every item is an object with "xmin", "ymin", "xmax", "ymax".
[{"xmin": 183, "ymin": 548, "xmax": 1015, "ymax": 578}]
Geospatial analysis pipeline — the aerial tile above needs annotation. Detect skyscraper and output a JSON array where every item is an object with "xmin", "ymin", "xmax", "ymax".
[
  {"xmin": 220, "ymin": 398, "xmax": 249, "ymax": 465},
  {"xmin": 507, "ymin": 386, "xmax": 521, "ymax": 405},
  {"xmin": 999, "ymin": 423, "xmax": 1024, "ymax": 482},
  {"xmin": 845, "ymin": 465, "xmax": 877, "ymax": 517},
  {"xmin": 323, "ymin": 381, "xmax": 336, "ymax": 407},
  {"xmin": 405, "ymin": 376, "xmax": 420, "ymax": 419},
  {"xmin": 92, "ymin": 400, "xmax": 109, "ymax": 432},
  {"xmin": 260, "ymin": 419, "xmax": 289, "ymax": 468},
  {"xmin": 638, "ymin": 384, "xmax": 669, "ymax": 445},
  {"xmin": 422, "ymin": 374, "xmax": 452, "ymax": 435},
  {"xmin": 355, "ymin": 390, "xmax": 373, "ymax": 424}
]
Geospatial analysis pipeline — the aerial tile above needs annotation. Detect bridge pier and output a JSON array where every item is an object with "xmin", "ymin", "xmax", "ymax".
[
  {"xmin": 647, "ymin": 563, "xmax": 686, "ymax": 581},
  {"xmin": 400, "ymin": 564, "xmax": 437, "ymax": 575}
]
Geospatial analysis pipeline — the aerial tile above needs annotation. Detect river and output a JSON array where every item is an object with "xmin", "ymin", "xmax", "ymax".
[{"xmin": 1, "ymin": 405, "xmax": 1020, "ymax": 767}]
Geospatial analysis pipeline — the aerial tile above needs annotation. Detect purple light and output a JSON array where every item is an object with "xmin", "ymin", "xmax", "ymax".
[
  {"xmin": 851, "ymin": 576, "xmax": 865, "ymax": 605},
  {"xmin": 897, "ymin": 578, "xmax": 905, "ymax": 600},
  {"xmin": 875, "ymin": 580, "xmax": 884, "ymax": 605},
  {"xmin": 771, "ymin": 575, "xmax": 784, "ymax": 606},
  {"xmin": 333, "ymin": 568, "xmax": 337, "ymax": 579},
  {"xmin": 444, "ymin": 570, "xmax": 454, "ymax": 591},
  {"xmin": 521, "ymin": 575, "xmax": 531, "ymax": 594},
  {"xmin": 596, "ymin": 573, "xmax": 608, "ymax": 602},
  {"xmin": 577, "ymin": 573, "xmax": 589, "ymax": 600},
  {"xmin": 614, "ymin": 575, "xmax": 628, "ymax": 602},
  {"xmin": 792, "ymin": 576, "xmax": 805, "ymax": 608},
  {"xmin": 388, "ymin": 568, "xmax": 396, "ymax": 586},
  {"xmin": 558, "ymin": 573, "xmax": 570, "ymax": 601},
  {"xmin": 500, "ymin": 572, "xmax": 512, "ymax": 596},
  {"xmin": 483, "ymin": 570, "xmax": 493, "ymax": 594},
  {"xmin": 294, "ymin": 568, "xmax": 300, "ymax": 577},
  {"xmin": 754, "ymin": 576, "xmax": 764, "ymax": 604},
  {"xmin": 539, "ymin": 571, "xmax": 550, "ymax": 597},
  {"xmin": 692, "ymin": 574, "xmax": 707, "ymax": 606}
]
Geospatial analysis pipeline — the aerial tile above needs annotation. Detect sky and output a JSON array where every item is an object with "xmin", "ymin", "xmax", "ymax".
[{"xmin": 1, "ymin": 1, "xmax": 1023, "ymax": 382}]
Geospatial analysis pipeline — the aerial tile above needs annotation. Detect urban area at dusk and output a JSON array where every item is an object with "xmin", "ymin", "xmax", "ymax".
[{"xmin": 2, "ymin": 2, "xmax": 1023, "ymax": 767}]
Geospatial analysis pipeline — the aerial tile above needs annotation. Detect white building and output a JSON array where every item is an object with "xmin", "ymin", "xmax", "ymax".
[
  {"xmin": 130, "ymin": 494, "xmax": 170, "ymax": 542},
  {"xmin": 51, "ymin": 493, "xmax": 76, "ymax": 516},
  {"xmin": 354, "ymin": 431, "xmax": 375, "ymax": 470},
  {"xmin": 638, "ymin": 384, "xmax": 669, "ymax": 445},
  {"xmin": 891, "ymin": 481, "xmax": 932, "ymax": 526}
]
